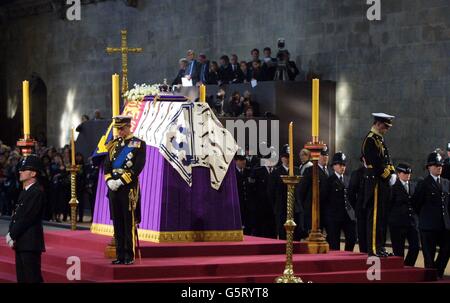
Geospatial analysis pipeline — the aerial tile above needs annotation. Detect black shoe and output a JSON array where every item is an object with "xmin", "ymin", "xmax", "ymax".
[
  {"xmin": 111, "ymin": 259, "xmax": 123, "ymax": 265},
  {"xmin": 124, "ymin": 259, "xmax": 134, "ymax": 265}
]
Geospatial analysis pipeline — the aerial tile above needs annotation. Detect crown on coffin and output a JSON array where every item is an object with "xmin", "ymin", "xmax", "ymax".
[{"xmin": 124, "ymin": 80, "xmax": 178, "ymax": 102}]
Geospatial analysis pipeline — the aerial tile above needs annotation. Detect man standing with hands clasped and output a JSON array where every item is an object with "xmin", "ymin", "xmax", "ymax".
[{"xmin": 6, "ymin": 155, "xmax": 46, "ymax": 283}]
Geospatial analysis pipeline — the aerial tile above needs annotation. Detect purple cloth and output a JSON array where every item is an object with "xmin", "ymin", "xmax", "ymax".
[{"xmin": 93, "ymin": 145, "xmax": 242, "ymax": 232}]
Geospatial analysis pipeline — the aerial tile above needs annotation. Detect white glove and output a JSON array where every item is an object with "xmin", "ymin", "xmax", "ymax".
[
  {"xmin": 389, "ymin": 174, "xmax": 397, "ymax": 186},
  {"xmin": 6, "ymin": 233, "xmax": 14, "ymax": 248},
  {"xmin": 114, "ymin": 179, "xmax": 124, "ymax": 190},
  {"xmin": 107, "ymin": 180, "xmax": 118, "ymax": 191}
]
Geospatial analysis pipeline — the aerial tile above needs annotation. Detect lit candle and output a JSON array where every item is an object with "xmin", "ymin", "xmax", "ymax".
[
  {"xmin": 289, "ymin": 122, "xmax": 294, "ymax": 176},
  {"xmin": 112, "ymin": 74, "xmax": 120, "ymax": 117},
  {"xmin": 22, "ymin": 80, "xmax": 30, "ymax": 138},
  {"xmin": 71, "ymin": 128, "xmax": 75, "ymax": 166},
  {"xmin": 312, "ymin": 79, "xmax": 320, "ymax": 140},
  {"xmin": 199, "ymin": 84, "xmax": 206, "ymax": 103}
]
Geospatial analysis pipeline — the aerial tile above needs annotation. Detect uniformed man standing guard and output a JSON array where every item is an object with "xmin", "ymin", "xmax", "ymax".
[
  {"xmin": 388, "ymin": 163, "xmax": 420, "ymax": 266},
  {"xmin": 6, "ymin": 155, "xmax": 46, "ymax": 283},
  {"xmin": 361, "ymin": 113, "xmax": 397, "ymax": 257},
  {"xmin": 104, "ymin": 116, "xmax": 146, "ymax": 265},
  {"xmin": 413, "ymin": 152, "xmax": 450, "ymax": 278}
]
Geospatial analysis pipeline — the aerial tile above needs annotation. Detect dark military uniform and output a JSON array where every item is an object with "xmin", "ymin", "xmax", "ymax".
[
  {"xmin": 8, "ymin": 155, "xmax": 45, "ymax": 283},
  {"xmin": 413, "ymin": 152, "xmax": 450, "ymax": 278},
  {"xmin": 361, "ymin": 115, "xmax": 396, "ymax": 256},
  {"xmin": 104, "ymin": 129, "xmax": 146, "ymax": 264},
  {"xmin": 348, "ymin": 165, "xmax": 368, "ymax": 253}
]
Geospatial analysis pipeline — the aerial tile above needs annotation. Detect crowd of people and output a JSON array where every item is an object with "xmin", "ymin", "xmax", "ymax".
[
  {"xmin": 172, "ymin": 47, "xmax": 302, "ymax": 87},
  {"xmin": 0, "ymin": 140, "xmax": 99, "ymax": 224}
]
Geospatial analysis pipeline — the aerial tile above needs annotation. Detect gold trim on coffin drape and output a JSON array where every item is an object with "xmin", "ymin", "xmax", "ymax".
[{"xmin": 90, "ymin": 223, "xmax": 244, "ymax": 243}]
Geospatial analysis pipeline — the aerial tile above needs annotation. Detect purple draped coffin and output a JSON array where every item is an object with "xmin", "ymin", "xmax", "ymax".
[{"xmin": 91, "ymin": 98, "xmax": 243, "ymax": 242}]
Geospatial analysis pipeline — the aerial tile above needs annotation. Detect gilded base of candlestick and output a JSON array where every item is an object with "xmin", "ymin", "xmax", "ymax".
[
  {"xmin": 16, "ymin": 137, "xmax": 35, "ymax": 157},
  {"xmin": 305, "ymin": 230, "xmax": 329, "ymax": 254},
  {"xmin": 275, "ymin": 175, "xmax": 303, "ymax": 284}
]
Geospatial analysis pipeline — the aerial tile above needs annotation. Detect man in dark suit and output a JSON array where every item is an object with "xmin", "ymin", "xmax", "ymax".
[
  {"xmin": 185, "ymin": 50, "xmax": 200, "ymax": 85},
  {"xmin": 325, "ymin": 152, "xmax": 357, "ymax": 251},
  {"xmin": 413, "ymin": 152, "xmax": 450, "ymax": 278},
  {"xmin": 198, "ymin": 54, "xmax": 210, "ymax": 85},
  {"xmin": 218, "ymin": 55, "xmax": 234, "ymax": 84},
  {"xmin": 6, "ymin": 155, "xmax": 45, "ymax": 283},
  {"xmin": 348, "ymin": 157, "xmax": 368, "ymax": 253},
  {"xmin": 388, "ymin": 163, "xmax": 420, "ymax": 266},
  {"xmin": 235, "ymin": 155, "xmax": 255, "ymax": 235},
  {"xmin": 252, "ymin": 159, "xmax": 277, "ymax": 238},
  {"xmin": 297, "ymin": 146, "xmax": 330, "ymax": 237},
  {"xmin": 230, "ymin": 54, "xmax": 245, "ymax": 84},
  {"xmin": 273, "ymin": 148, "xmax": 301, "ymax": 240}
]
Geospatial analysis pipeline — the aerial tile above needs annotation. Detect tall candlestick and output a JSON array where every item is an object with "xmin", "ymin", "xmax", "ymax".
[
  {"xmin": 289, "ymin": 122, "xmax": 294, "ymax": 176},
  {"xmin": 112, "ymin": 74, "xmax": 120, "ymax": 117},
  {"xmin": 22, "ymin": 80, "xmax": 30, "ymax": 138},
  {"xmin": 199, "ymin": 84, "xmax": 206, "ymax": 103},
  {"xmin": 71, "ymin": 128, "xmax": 75, "ymax": 166},
  {"xmin": 312, "ymin": 79, "xmax": 320, "ymax": 141}
]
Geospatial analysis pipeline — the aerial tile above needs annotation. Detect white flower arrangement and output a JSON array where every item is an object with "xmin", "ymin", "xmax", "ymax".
[{"xmin": 123, "ymin": 83, "xmax": 161, "ymax": 101}]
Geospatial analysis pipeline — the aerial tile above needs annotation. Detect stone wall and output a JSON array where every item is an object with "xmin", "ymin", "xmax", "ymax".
[{"xmin": 0, "ymin": 0, "xmax": 449, "ymax": 173}]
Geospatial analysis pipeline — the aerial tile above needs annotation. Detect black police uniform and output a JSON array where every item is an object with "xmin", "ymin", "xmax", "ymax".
[
  {"xmin": 388, "ymin": 164, "xmax": 420, "ymax": 266},
  {"xmin": 235, "ymin": 160, "xmax": 256, "ymax": 236},
  {"xmin": 273, "ymin": 163, "xmax": 301, "ymax": 240},
  {"xmin": 412, "ymin": 152, "xmax": 450, "ymax": 278},
  {"xmin": 8, "ymin": 155, "xmax": 45, "ymax": 283},
  {"xmin": 252, "ymin": 165, "xmax": 277, "ymax": 238},
  {"xmin": 104, "ymin": 127, "xmax": 146, "ymax": 264},
  {"xmin": 442, "ymin": 144, "xmax": 450, "ymax": 180},
  {"xmin": 348, "ymin": 164, "xmax": 368, "ymax": 253},
  {"xmin": 297, "ymin": 149, "xmax": 330, "ymax": 236},
  {"xmin": 361, "ymin": 114, "xmax": 395, "ymax": 256},
  {"xmin": 324, "ymin": 153, "xmax": 357, "ymax": 251}
]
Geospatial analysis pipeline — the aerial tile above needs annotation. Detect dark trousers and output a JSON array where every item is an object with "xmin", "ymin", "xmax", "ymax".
[
  {"xmin": 420, "ymin": 230, "xmax": 450, "ymax": 278},
  {"xmin": 327, "ymin": 219, "xmax": 357, "ymax": 251},
  {"xmin": 366, "ymin": 182, "xmax": 390, "ymax": 255},
  {"xmin": 390, "ymin": 225, "xmax": 420, "ymax": 266},
  {"xmin": 15, "ymin": 252, "xmax": 43, "ymax": 283},
  {"xmin": 356, "ymin": 208, "xmax": 368, "ymax": 253},
  {"xmin": 111, "ymin": 190, "xmax": 134, "ymax": 261}
]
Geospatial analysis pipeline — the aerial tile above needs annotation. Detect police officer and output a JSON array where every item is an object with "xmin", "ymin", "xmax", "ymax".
[
  {"xmin": 388, "ymin": 163, "xmax": 420, "ymax": 266},
  {"xmin": 413, "ymin": 152, "xmax": 450, "ymax": 278},
  {"xmin": 361, "ymin": 113, "xmax": 396, "ymax": 257},
  {"xmin": 442, "ymin": 143, "xmax": 450, "ymax": 180},
  {"xmin": 104, "ymin": 116, "xmax": 146, "ymax": 265},
  {"xmin": 325, "ymin": 152, "xmax": 357, "ymax": 251},
  {"xmin": 348, "ymin": 156, "xmax": 368, "ymax": 253},
  {"xmin": 6, "ymin": 155, "xmax": 45, "ymax": 283},
  {"xmin": 273, "ymin": 145, "xmax": 301, "ymax": 240},
  {"xmin": 235, "ymin": 154, "xmax": 256, "ymax": 235}
]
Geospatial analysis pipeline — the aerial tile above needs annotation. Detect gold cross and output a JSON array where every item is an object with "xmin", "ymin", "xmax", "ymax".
[{"xmin": 106, "ymin": 29, "xmax": 143, "ymax": 95}]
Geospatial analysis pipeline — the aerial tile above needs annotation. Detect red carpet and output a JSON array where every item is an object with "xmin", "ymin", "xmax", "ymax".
[{"xmin": 0, "ymin": 230, "xmax": 438, "ymax": 283}]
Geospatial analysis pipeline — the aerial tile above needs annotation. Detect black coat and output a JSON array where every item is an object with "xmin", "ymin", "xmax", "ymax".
[
  {"xmin": 413, "ymin": 175, "xmax": 450, "ymax": 231},
  {"xmin": 273, "ymin": 166, "xmax": 300, "ymax": 215},
  {"xmin": 297, "ymin": 165, "xmax": 330, "ymax": 217},
  {"xmin": 9, "ymin": 183, "xmax": 45, "ymax": 253},
  {"xmin": 325, "ymin": 173, "xmax": 354, "ymax": 222},
  {"xmin": 348, "ymin": 166, "xmax": 366, "ymax": 213},
  {"xmin": 388, "ymin": 180, "xmax": 418, "ymax": 228}
]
